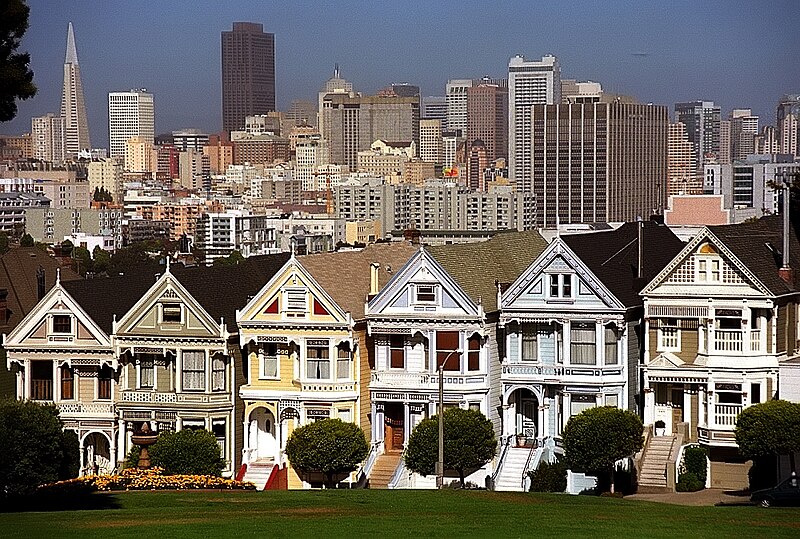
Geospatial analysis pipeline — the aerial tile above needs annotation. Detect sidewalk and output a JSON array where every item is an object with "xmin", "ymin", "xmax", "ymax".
[{"xmin": 626, "ymin": 488, "xmax": 750, "ymax": 506}]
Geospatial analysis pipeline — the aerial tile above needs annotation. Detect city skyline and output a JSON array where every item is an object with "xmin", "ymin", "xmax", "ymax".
[{"xmin": 3, "ymin": 0, "xmax": 799, "ymax": 147}]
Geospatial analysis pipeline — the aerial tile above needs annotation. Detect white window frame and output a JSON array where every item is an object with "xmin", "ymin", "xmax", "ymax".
[
  {"xmin": 51, "ymin": 313, "xmax": 73, "ymax": 334},
  {"xmin": 259, "ymin": 343, "xmax": 280, "ymax": 380},
  {"xmin": 160, "ymin": 302, "xmax": 183, "ymax": 324},
  {"xmin": 284, "ymin": 288, "xmax": 307, "ymax": 318},
  {"xmin": 138, "ymin": 356, "xmax": 155, "ymax": 389},
  {"xmin": 305, "ymin": 339, "xmax": 331, "ymax": 380},
  {"xmin": 546, "ymin": 273, "xmax": 574, "ymax": 301},
  {"xmin": 336, "ymin": 345, "xmax": 351, "ymax": 380},
  {"xmin": 657, "ymin": 319, "xmax": 681, "ymax": 352},
  {"xmin": 414, "ymin": 284, "xmax": 437, "ymax": 304},
  {"xmin": 211, "ymin": 355, "xmax": 226, "ymax": 391},
  {"xmin": 696, "ymin": 255, "xmax": 721, "ymax": 283},
  {"xmin": 181, "ymin": 350, "xmax": 206, "ymax": 391}
]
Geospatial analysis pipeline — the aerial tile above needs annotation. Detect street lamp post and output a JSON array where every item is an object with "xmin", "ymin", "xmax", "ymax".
[{"xmin": 436, "ymin": 349, "xmax": 461, "ymax": 490}]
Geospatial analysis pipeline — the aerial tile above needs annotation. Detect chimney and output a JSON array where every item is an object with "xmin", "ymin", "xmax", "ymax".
[
  {"xmin": 779, "ymin": 183, "xmax": 794, "ymax": 284},
  {"xmin": 637, "ymin": 219, "xmax": 644, "ymax": 279},
  {"xmin": 36, "ymin": 266, "xmax": 45, "ymax": 300},
  {"xmin": 369, "ymin": 263, "xmax": 380, "ymax": 296}
]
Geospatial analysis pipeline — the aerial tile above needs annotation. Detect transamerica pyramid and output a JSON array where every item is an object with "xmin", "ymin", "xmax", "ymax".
[{"xmin": 60, "ymin": 22, "xmax": 91, "ymax": 155}]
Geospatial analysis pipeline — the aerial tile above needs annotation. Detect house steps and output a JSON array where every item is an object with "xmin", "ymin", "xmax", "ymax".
[
  {"xmin": 494, "ymin": 447, "xmax": 532, "ymax": 492},
  {"xmin": 638, "ymin": 435, "xmax": 676, "ymax": 491},
  {"xmin": 369, "ymin": 450, "xmax": 403, "ymax": 489},
  {"xmin": 242, "ymin": 459, "xmax": 276, "ymax": 490}
]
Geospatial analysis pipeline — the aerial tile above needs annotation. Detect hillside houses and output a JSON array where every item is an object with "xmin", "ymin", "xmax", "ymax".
[{"xmin": 3, "ymin": 216, "xmax": 800, "ymax": 490}]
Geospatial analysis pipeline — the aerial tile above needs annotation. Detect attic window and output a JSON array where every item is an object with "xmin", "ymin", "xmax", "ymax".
[
  {"xmin": 415, "ymin": 285, "xmax": 436, "ymax": 303},
  {"xmin": 52, "ymin": 314, "xmax": 72, "ymax": 333},
  {"xmin": 161, "ymin": 303, "xmax": 182, "ymax": 323},
  {"xmin": 285, "ymin": 289, "xmax": 307, "ymax": 317}
]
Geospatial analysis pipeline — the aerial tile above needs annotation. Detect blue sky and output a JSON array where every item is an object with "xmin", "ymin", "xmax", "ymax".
[{"xmin": 4, "ymin": 0, "xmax": 799, "ymax": 147}]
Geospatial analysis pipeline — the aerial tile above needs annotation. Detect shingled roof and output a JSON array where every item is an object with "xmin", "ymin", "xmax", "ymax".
[
  {"xmin": 0, "ymin": 248, "xmax": 80, "ymax": 334},
  {"xmin": 62, "ymin": 253, "xmax": 291, "ymax": 334},
  {"xmin": 707, "ymin": 214, "xmax": 800, "ymax": 296},
  {"xmin": 299, "ymin": 242, "xmax": 417, "ymax": 320},
  {"xmin": 427, "ymin": 230, "xmax": 549, "ymax": 313},
  {"xmin": 562, "ymin": 221, "xmax": 685, "ymax": 307}
]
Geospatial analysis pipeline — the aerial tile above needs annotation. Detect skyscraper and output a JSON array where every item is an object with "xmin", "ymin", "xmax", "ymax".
[
  {"xmin": 777, "ymin": 94, "xmax": 800, "ymax": 158},
  {"xmin": 108, "ymin": 90, "xmax": 154, "ymax": 158},
  {"xmin": 508, "ymin": 55, "xmax": 561, "ymax": 191},
  {"xmin": 318, "ymin": 65, "xmax": 354, "ymax": 137},
  {"xmin": 221, "ymin": 22, "xmax": 276, "ymax": 133},
  {"xmin": 667, "ymin": 122, "xmax": 699, "ymax": 196},
  {"xmin": 60, "ymin": 22, "xmax": 90, "ymax": 155},
  {"xmin": 530, "ymin": 102, "xmax": 668, "ymax": 226},
  {"xmin": 674, "ymin": 100, "xmax": 721, "ymax": 170},
  {"xmin": 466, "ymin": 82, "xmax": 508, "ymax": 165},
  {"xmin": 31, "ymin": 113, "xmax": 66, "ymax": 163},
  {"xmin": 729, "ymin": 109, "xmax": 758, "ymax": 161}
]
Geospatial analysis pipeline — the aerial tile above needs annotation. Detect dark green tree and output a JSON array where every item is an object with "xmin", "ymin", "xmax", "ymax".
[
  {"xmin": 285, "ymin": 418, "xmax": 368, "ymax": 488},
  {"xmin": 562, "ymin": 406, "xmax": 643, "ymax": 493},
  {"xmin": 0, "ymin": 400, "xmax": 79, "ymax": 498},
  {"xmin": 73, "ymin": 245, "xmax": 92, "ymax": 275},
  {"xmin": 405, "ymin": 408, "xmax": 497, "ymax": 488},
  {"xmin": 735, "ymin": 400, "xmax": 800, "ymax": 489},
  {"xmin": 0, "ymin": 0, "xmax": 36, "ymax": 122},
  {"xmin": 92, "ymin": 187, "xmax": 113, "ymax": 202},
  {"xmin": 143, "ymin": 429, "xmax": 225, "ymax": 476},
  {"xmin": 91, "ymin": 245, "xmax": 111, "ymax": 274},
  {"xmin": 213, "ymin": 250, "xmax": 245, "ymax": 266},
  {"xmin": 19, "ymin": 233, "xmax": 33, "ymax": 247}
]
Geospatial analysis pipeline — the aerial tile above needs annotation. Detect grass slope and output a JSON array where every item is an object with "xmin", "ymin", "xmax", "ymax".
[{"xmin": 1, "ymin": 490, "xmax": 797, "ymax": 538}]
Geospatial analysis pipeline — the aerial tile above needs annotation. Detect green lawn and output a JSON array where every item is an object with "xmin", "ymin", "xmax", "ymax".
[{"xmin": 0, "ymin": 489, "xmax": 797, "ymax": 538}]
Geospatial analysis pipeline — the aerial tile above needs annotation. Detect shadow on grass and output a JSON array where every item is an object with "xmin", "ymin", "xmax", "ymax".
[{"xmin": 1, "ymin": 492, "xmax": 122, "ymax": 513}]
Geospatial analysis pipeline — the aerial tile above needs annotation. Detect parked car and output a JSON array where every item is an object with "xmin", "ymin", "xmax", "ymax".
[{"xmin": 751, "ymin": 473, "xmax": 800, "ymax": 507}]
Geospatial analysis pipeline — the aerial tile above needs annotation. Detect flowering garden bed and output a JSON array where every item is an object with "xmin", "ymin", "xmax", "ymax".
[{"xmin": 38, "ymin": 467, "xmax": 256, "ymax": 494}]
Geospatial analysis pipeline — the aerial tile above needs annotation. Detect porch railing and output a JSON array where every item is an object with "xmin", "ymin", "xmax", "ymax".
[
  {"xmin": 490, "ymin": 434, "xmax": 514, "ymax": 489},
  {"xmin": 711, "ymin": 330, "xmax": 762, "ymax": 353},
  {"xmin": 502, "ymin": 364, "xmax": 565, "ymax": 377},
  {"xmin": 31, "ymin": 379, "xmax": 53, "ymax": 401},
  {"xmin": 713, "ymin": 403, "xmax": 742, "ymax": 427}
]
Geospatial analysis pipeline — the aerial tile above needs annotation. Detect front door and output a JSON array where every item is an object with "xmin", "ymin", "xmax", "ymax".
[
  {"xmin": 521, "ymin": 399, "xmax": 537, "ymax": 438},
  {"xmin": 384, "ymin": 403, "xmax": 404, "ymax": 451},
  {"xmin": 671, "ymin": 386, "xmax": 685, "ymax": 434}
]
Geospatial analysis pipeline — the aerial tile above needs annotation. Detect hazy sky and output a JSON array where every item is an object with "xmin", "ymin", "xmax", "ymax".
[{"xmin": 3, "ymin": 0, "xmax": 799, "ymax": 147}]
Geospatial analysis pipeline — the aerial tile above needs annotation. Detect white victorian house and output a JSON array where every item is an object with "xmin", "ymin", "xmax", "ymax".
[{"xmin": 641, "ymin": 216, "xmax": 798, "ymax": 489}]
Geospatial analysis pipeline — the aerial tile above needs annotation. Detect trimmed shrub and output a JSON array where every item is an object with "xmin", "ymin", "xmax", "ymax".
[
  {"xmin": 676, "ymin": 472, "xmax": 704, "ymax": 492},
  {"xmin": 38, "ymin": 467, "xmax": 255, "ymax": 493},
  {"xmin": 0, "ymin": 400, "xmax": 80, "ymax": 498},
  {"xmin": 124, "ymin": 429, "xmax": 224, "ymax": 476},
  {"xmin": 528, "ymin": 458, "xmax": 568, "ymax": 492},
  {"xmin": 682, "ymin": 445, "xmax": 707, "ymax": 485},
  {"xmin": 285, "ymin": 419, "xmax": 368, "ymax": 488}
]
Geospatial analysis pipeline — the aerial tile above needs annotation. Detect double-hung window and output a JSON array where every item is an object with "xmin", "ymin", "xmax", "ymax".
[
  {"xmin": 260, "ymin": 344, "xmax": 278, "ymax": 379},
  {"xmin": 436, "ymin": 331, "xmax": 461, "ymax": 371},
  {"xmin": 182, "ymin": 351, "xmax": 206, "ymax": 391},
  {"xmin": 548, "ymin": 274, "xmax": 573, "ymax": 301},
  {"xmin": 139, "ymin": 356, "xmax": 154, "ymax": 389},
  {"xmin": 570, "ymin": 322, "xmax": 596, "ymax": 365},
  {"xmin": 521, "ymin": 323, "xmax": 538, "ymax": 362},
  {"xmin": 389, "ymin": 335, "xmax": 405, "ymax": 369},
  {"xmin": 604, "ymin": 325, "xmax": 619, "ymax": 365},
  {"xmin": 306, "ymin": 340, "xmax": 330, "ymax": 380},
  {"xmin": 337, "ymin": 345, "xmax": 351, "ymax": 379},
  {"xmin": 212, "ymin": 356, "xmax": 225, "ymax": 391},
  {"xmin": 60, "ymin": 365, "xmax": 74, "ymax": 400}
]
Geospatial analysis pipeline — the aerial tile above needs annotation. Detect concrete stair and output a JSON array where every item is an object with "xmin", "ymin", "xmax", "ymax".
[
  {"xmin": 494, "ymin": 447, "xmax": 532, "ymax": 492},
  {"xmin": 369, "ymin": 451, "xmax": 403, "ymax": 489},
  {"xmin": 243, "ymin": 460, "xmax": 276, "ymax": 490},
  {"xmin": 639, "ymin": 435, "xmax": 676, "ymax": 491}
]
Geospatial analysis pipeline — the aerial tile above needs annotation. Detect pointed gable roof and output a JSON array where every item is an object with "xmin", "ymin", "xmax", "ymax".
[
  {"xmin": 62, "ymin": 253, "xmax": 291, "ymax": 334},
  {"xmin": 298, "ymin": 242, "xmax": 416, "ymax": 320},
  {"xmin": 427, "ymin": 230, "xmax": 549, "ymax": 313},
  {"xmin": 562, "ymin": 221, "xmax": 685, "ymax": 307}
]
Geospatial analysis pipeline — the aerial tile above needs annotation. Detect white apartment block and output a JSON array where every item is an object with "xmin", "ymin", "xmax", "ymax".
[
  {"xmin": 419, "ymin": 119, "xmax": 443, "ymax": 163},
  {"xmin": 508, "ymin": 54, "xmax": 560, "ymax": 190},
  {"xmin": 108, "ymin": 90, "xmax": 155, "ymax": 158},
  {"xmin": 87, "ymin": 158, "xmax": 123, "ymax": 202},
  {"xmin": 31, "ymin": 113, "xmax": 66, "ymax": 163}
]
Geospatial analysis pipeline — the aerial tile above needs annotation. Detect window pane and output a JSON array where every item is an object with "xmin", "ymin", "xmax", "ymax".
[
  {"xmin": 53, "ymin": 315, "xmax": 71, "ymax": 333},
  {"xmin": 467, "ymin": 336, "xmax": 480, "ymax": 371},
  {"xmin": 570, "ymin": 323, "xmax": 596, "ymax": 365},
  {"xmin": 212, "ymin": 356, "xmax": 225, "ymax": 390},
  {"xmin": 562, "ymin": 274, "xmax": 572, "ymax": 297},
  {"xmin": 162, "ymin": 303, "xmax": 181, "ymax": 323},
  {"xmin": 182, "ymin": 351, "xmax": 206, "ymax": 390},
  {"xmin": 140, "ymin": 357, "xmax": 154, "ymax": 388},
  {"xmin": 61, "ymin": 366, "xmax": 74, "ymax": 399},
  {"xmin": 337, "ymin": 347, "xmax": 351, "ymax": 379},
  {"xmin": 98, "ymin": 365, "xmax": 112, "ymax": 400},
  {"xmin": 522, "ymin": 323, "xmax": 537, "ymax": 361},
  {"xmin": 390, "ymin": 335, "xmax": 405, "ymax": 369},
  {"xmin": 604, "ymin": 326, "xmax": 618, "ymax": 365},
  {"xmin": 436, "ymin": 331, "xmax": 460, "ymax": 371}
]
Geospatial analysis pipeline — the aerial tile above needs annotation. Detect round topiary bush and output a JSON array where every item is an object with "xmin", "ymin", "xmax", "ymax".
[
  {"xmin": 285, "ymin": 418, "xmax": 368, "ymax": 488},
  {"xmin": 125, "ymin": 429, "xmax": 225, "ymax": 476}
]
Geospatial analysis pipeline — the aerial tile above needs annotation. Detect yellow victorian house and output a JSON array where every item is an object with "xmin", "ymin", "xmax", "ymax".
[{"xmin": 236, "ymin": 243, "xmax": 415, "ymax": 488}]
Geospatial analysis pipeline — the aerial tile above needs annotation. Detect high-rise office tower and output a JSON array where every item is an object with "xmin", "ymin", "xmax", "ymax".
[
  {"xmin": 419, "ymin": 119, "xmax": 443, "ymax": 163},
  {"xmin": 530, "ymin": 102, "xmax": 668, "ymax": 226},
  {"xmin": 719, "ymin": 120, "xmax": 732, "ymax": 164},
  {"xmin": 322, "ymin": 93, "xmax": 420, "ymax": 171},
  {"xmin": 221, "ymin": 22, "xmax": 276, "ymax": 133},
  {"xmin": 667, "ymin": 122, "xmax": 699, "ymax": 196},
  {"xmin": 674, "ymin": 100, "xmax": 721, "ymax": 170},
  {"xmin": 730, "ymin": 109, "xmax": 758, "ymax": 161},
  {"xmin": 422, "ymin": 96, "xmax": 447, "ymax": 127},
  {"xmin": 508, "ymin": 55, "xmax": 560, "ymax": 190},
  {"xmin": 31, "ymin": 113, "xmax": 66, "ymax": 163},
  {"xmin": 755, "ymin": 125, "xmax": 779, "ymax": 155},
  {"xmin": 467, "ymin": 82, "xmax": 508, "ymax": 165},
  {"xmin": 108, "ymin": 90, "xmax": 155, "ymax": 158},
  {"xmin": 446, "ymin": 79, "xmax": 473, "ymax": 135},
  {"xmin": 777, "ymin": 94, "xmax": 800, "ymax": 158},
  {"xmin": 467, "ymin": 140, "xmax": 488, "ymax": 191},
  {"xmin": 318, "ymin": 65, "xmax": 354, "ymax": 140},
  {"xmin": 60, "ymin": 22, "xmax": 91, "ymax": 155}
]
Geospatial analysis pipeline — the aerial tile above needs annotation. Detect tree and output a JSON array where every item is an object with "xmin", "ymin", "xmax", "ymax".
[
  {"xmin": 72, "ymin": 245, "xmax": 92, "ymax": 275},
  {"xmin": 19, "ymin": 233, "xmax": 33, "ymax": 247},
  {"xmin": 735, "ymin": 400, "xmax": 800, "ymax": 488},
  {"xmin": 562, "ymin": 407, "xmax": 643, "ymax": 493},
  {"xmin": 405, "ymin": 408, "xmax": 497, "ymax": 488},
  {"xmin": 92, "ymin": 187, "xmax": 113, "ymax": 202},
  {"xmin": 213, "ymin": 250, "xmax": 245, "ymax": 266},
  {"xmin": 0, "ymin": 400, "xmax": 79, "ymax": 498},
  {"xmin": 140, "ymin": 429, "xmax": 225, "ymax": 476},
  {"xmin": 285, "ymin": 419, "xmax": 368, "ymax": 488},
  {"xmin": 0, "ymin": 0, "xmax": 36, "ymax": 122},
  {"xmin": 91, "ymin": 245, "xmax": 111, "ymax": 274}
]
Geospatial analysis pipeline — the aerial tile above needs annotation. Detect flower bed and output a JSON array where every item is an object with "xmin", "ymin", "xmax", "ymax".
[{"xmin": 39, "ymin": 467, "xmax": 256, "ymax": 494}]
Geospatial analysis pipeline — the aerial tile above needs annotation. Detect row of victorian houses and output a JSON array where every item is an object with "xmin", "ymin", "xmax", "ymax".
[{"xmin": 2, "ymin": 215, "xmax": 800, "ymax": 490}]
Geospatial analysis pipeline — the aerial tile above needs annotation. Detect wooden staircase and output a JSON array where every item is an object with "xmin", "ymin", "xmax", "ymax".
[
  {"xmin": 494, "ymin": 447, "xmax": 531, "ymax": 492},
  {"xmin": 368, "ymin": 451, "xmax": 403, "ymax": 489},
  {"xmin": 242, "ymin": 460, "xmax": 276, "ymax": 490},
  {"xmin": 639, "ymin": 435, "xmax": 676, "ymax": 492}
]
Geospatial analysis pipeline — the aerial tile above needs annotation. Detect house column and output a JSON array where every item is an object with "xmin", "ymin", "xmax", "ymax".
[
  {"xmin": 643, "ymin": 388, "xmax": 655, "ymax": 425},
  {"xmin": 403, "ymin": 402, "xmax": 411, "ymax": 443},
  {"xmin": 117, "ymin": 419, "xmax": 126, "ymax": 465},
  {"xmin": 242, "ymin": 417, "xmax": 251, "ymax": 465},
  {"xmin": 683, "ymin": 387, "xmax": 693, "ymax": 429},
  {"xmin": 79, "ymin": 436, "xmax": 85, "ymax": 476},
  {"xmin": 541, "ymin": 397, "xmax": 551, "ymax": 438},
  {"xmin": 562, "ymin": 393, "xmax": 571, "ymax": 430}
]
